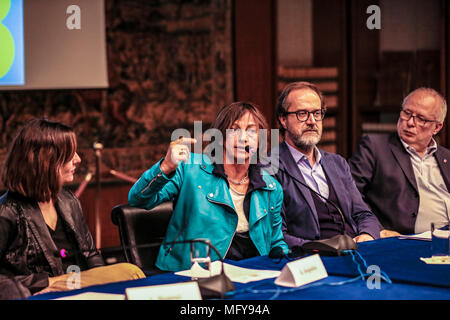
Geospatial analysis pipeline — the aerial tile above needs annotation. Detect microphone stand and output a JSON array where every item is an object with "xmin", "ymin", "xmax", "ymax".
[
  {"xmin": 74, "ymin": 172, "xmax": 93, "ymax": 198},
  {"xmin": 187, "ymin": 239, "xmax": 235, "ymax": 299},
  {"xmin": 93, "ymin": 142, "xmax": 103, "ymax": 250},
  {"xmin": 109, "ymin": 169, "xmax": 137, "ymax": 184},
  {"xmin": 73, "ymin": 143, "xmax": 138, "ymax": 255}
]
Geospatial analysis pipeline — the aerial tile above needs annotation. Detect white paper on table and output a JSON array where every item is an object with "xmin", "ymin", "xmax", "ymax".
[
  {"xmin": 175, "ymin": 261, "xmax": 281, "ymax": 283},
  {"xmin": 420, "ymin": 256, "xmax": 450, "ymax": 265},
  {"xmin": 398, "ymin": 231, "xmax": 431, "ymax": 241},
  {"xmin": 125, "ymin": 282, "xmax": 202, "ymax": 300},
  {"xmin": 54, "ymin": 292, "xmax": 125, "ymax": 300}
]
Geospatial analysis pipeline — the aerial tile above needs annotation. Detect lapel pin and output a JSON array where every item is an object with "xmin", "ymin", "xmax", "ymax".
[{"xmin": 444, "ymin": 159, "xmax": 447, "ymax": 164}]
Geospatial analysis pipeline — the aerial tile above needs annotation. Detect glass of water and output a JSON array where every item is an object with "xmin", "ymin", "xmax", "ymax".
[
  {"xmin": 430, "ymin": 222, "xmax": 450, "ymax": 257},
  {"xmin": 190, "ymin": 239, "xmax": 212, "ymax": 280}
]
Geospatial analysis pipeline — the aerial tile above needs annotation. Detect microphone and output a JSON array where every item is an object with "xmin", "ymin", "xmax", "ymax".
[
  {"xmin": 244, "ymin": 145, "xmax": 255, "ymax": 154},
  {"xmin": 268, "ymin": 245, "xmax": 305, "ymax": 262}
]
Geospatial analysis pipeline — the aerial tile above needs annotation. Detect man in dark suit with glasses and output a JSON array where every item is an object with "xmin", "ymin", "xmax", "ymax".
[
  {"xmin": 273, "ymin": 82, "xmax": 381, "ymax": 248},
  {"xmin": 349, "ymin": 87, "xmax": 450, "ymax": 237}
]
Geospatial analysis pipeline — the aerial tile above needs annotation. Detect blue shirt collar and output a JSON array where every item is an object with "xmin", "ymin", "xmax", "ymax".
[{"xmin": 285, "ymin": 141, "xmax": 322, "ymax": 165}]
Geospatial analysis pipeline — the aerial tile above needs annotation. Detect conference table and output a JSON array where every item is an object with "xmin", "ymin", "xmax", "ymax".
[{"xmin": 30, "ymin": 237, "xmax": 450, "ymax": 301}]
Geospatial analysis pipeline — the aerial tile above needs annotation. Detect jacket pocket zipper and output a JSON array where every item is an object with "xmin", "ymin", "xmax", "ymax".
[
  {"xmin": 140, "ymin": 172, "xmax": 163, "ymax": 193},
  {"xmin": 206, "ymin": 198, "xmax": 237, "ymax": 259}
]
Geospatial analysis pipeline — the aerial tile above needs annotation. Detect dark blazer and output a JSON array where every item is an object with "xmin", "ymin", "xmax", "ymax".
[
  {"xmin": 0, "ymin": 189, "xmax": 104, "ymax": 297},
  {"xmin": 348, "ymin": 133, "xmax": 450, "ymax": 235},
  {"xmin": 274, "ymin": 141, "xmax": 381, "ymax": 248}
]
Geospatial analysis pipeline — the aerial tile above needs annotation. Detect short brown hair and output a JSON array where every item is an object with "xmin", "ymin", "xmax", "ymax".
[
  {"xmin": 276, "ymin": 81, "xmax": 326, "ymax": 135},
  {"xmin": 207, "ymin": 101, "xmax": 270, "ymax": 159},
  {"xmin": 1, "ymin": 118, "xmax": 77, "ymax": 202},
  {"xmin": 210, "ymin": 101, "xmax": 269, "ymax": 136}
]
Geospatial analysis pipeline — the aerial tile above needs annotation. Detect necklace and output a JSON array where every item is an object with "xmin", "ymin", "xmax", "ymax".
[{"xmin": 228, "ymin": 174, "xmax": 249, "ymax": 185}]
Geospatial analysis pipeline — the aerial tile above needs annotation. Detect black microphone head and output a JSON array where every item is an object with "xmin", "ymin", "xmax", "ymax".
[
  {"xmin": 287, "ymin": 246, "xmax": 306, "ymax": 259},
  {"xmin": 268, "ymin": 246, "xmax": 285, "ymax": 259}
]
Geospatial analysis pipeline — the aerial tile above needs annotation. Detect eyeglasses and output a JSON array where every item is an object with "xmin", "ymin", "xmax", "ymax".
[
  {"xmin": 399, "ymin": 109, "xmax": 438, "ymax": 127},
  {"xmin": 284, "ymin": 109, "xmax": 325, "ymax": 122}
]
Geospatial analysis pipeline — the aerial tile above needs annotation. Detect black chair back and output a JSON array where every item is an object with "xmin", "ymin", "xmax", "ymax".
[{"xmin": 111, "ymin": 202, "xmax": 173, "ymax": 274}]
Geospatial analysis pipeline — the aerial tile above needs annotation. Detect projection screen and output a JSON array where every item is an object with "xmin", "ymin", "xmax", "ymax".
[{"xmin": 0, "ymin": 0, "xmax": 108, "ymax": 90}]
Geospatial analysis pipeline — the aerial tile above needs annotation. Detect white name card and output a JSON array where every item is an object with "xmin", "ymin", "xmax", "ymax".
[
  {"xmin": 275, "ymin": 254, "xmax": 328, "ymax": 287},
  {"xmin": 125, "ymin": 281, "xmax": 202, "ymax": 300}
]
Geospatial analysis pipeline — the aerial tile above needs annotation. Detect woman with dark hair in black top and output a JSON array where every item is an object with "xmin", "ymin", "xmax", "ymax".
[{"xmin": 0, "ymin": 118, "xmax": 145, "ymax": 299}]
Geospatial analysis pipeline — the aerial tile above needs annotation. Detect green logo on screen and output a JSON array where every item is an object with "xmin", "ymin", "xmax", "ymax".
[{"xmin": 0, "ymin": 0, "xmax": 15, "ymax": 78}]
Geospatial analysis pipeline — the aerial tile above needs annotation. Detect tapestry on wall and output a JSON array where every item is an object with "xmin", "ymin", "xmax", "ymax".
[{"xmin": 0, "ymin": 0, "xmax": 233, "ymax": 187}]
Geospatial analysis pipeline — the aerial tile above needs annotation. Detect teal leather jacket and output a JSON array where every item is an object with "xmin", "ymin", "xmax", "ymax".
[{"xmin": 128, "ymin": 153, "xmax": 288, "ymax": 271}]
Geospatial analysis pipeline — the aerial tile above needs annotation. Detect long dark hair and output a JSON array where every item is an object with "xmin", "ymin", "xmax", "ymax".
[{"xmin": 1, "ymin": 118, "xmax": 77, "ymax": 202}]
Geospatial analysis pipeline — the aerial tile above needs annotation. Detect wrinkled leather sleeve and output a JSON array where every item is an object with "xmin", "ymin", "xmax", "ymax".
[
  {"xmin": 0, "ymin": 204, "xmax": 49, "ymax": 297},
  {"xmin": 128, "ymin": 158, "xmax": 183, "ymax": 210}
]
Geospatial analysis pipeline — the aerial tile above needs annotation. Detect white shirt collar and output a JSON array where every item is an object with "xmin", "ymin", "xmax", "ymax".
[{"xmin": 399, "ymin": 137, "xmax": 437, "ymax": 157}]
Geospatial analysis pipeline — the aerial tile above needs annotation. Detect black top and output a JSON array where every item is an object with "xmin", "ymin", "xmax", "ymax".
[
  {"xmin": 47, "ymin": 213, "xmax": 85, "ymax": 273},
  {"xmin": 311, "ymin": 172, "xmax": 356, "ymax": 239},
  {"xmin": 212, "ymin": 163, "xmax": 266, "ymax": 260},
  {"xmin": 0, "ymin": 189, "xmax": 104, "ymax": 299}
]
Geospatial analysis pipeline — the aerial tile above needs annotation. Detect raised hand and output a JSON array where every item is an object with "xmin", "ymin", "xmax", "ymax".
[{"xmin": 160, "ymin": 137, "xmax": 197, "ymax": 175}]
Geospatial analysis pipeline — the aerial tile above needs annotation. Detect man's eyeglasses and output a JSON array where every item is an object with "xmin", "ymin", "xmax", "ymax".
[
  {"xmin": 399, "ymin": 109, "xmax": 438, "ymax": 127},
  {"xmin": 284, "ymin": 109, "xmax": 325, "ymax": 122}
]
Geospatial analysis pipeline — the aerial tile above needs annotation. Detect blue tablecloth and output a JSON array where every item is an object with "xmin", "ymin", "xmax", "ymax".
[{"xmin": 30, "ymin": 237, "xmax": 450, "ymax": 300}]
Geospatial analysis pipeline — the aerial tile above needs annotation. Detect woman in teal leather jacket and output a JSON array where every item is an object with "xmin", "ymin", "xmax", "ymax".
[{"xmin": 128, "ymin": 102, "xmax": 288, "ymax": 271}]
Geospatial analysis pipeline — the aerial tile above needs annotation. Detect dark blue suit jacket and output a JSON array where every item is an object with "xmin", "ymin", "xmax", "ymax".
[
  {"xmin": 273, "ymin": 141, "xmax": 381, "ymax": 248},
  {"xmin": 349, "ymin": 133, "xmax": 450, "ymax": 234}
]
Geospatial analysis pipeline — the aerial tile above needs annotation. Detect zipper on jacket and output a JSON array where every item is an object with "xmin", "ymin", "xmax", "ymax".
[
  {"xmin": 206, "ymin": 198, "xmax": 237, "ymax": 259},
  {"xmin": 165, "ymin": 220, "xmax": 188, "ymax": 256},
  {"xmin": 140, "ymin": 172, "xmax": 163, "ymax": 193},
  {"xmin": 223, "ymin": 229, "xmax": 236, "ymax": 259}
]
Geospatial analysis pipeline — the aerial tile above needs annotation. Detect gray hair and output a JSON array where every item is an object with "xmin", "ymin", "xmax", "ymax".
[{"xmin": 402, "ymin": 87, "xmax": 447, "ymax": 123}]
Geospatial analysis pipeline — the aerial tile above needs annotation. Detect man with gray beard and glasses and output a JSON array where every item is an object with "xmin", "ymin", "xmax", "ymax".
[{"xmin": 273, "ymin": 82, "xmax": 381, "ymax": 249}]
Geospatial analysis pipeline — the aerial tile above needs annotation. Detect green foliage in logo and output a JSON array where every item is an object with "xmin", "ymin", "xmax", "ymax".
[{"xmin": 0, "ymin": 0, "xmax": 14, "ymax": 78}]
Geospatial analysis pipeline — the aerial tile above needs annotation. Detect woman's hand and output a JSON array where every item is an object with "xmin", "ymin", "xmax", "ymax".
[
  {"xmin": 160, "ymin": 137, "xmax": 197, "ymax": 175},
  {"xmin": 380, "ymin": 229, "xmax": 401, "ymax": 238},
  {"xmin": 33, "ymin": 274, "xmax": 73, "ymax": 295}
]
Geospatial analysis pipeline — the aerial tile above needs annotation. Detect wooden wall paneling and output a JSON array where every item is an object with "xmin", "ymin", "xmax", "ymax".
[
  {"xmin": 349, "ymin": 0, "xmax": 380, "ymax": 154},
  {"xmin": 75, "ymin": 182, "xmax": 132, "ymax": 248},
  {"xmin": 312, "ymin": 0, "xmax": 348, "ymax": 157},
  {"xmin": 443, "ymin": 0, "xmax": 450, "ymax": 148},
  {"xmin": 233, "ymin": 0, "xmax": 277, "ymax": 127}
]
